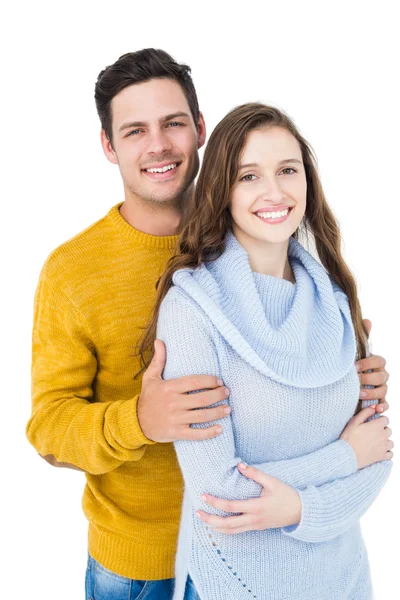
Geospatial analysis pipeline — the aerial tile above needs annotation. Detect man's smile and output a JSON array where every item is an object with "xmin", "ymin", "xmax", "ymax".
[{"xmin": 141, "ymin": 161, "xmax": 182, "ymax": 181}]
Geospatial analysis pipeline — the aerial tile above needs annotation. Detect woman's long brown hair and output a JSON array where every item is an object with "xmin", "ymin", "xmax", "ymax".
[{"xmin": 138, "ymin": 103, "xmax": 369, "ymax": 411}]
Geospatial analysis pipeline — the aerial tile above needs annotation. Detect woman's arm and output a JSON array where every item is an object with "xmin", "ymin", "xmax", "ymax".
[
  {"xmin": 282, "ymin": 458, "xmax": 392, "ymax": 542},
  {"xmin": 157, "ymin": 290, "xmax": 364, "ymax": 512}
]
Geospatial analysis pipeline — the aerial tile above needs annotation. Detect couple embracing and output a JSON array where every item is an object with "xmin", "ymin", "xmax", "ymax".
[{"xmin": 27, "ymin": 48, "xmax": 393, "ymax": 600}]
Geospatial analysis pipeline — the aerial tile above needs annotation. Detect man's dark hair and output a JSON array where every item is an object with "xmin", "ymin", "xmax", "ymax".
[{"xmin": 95, "ymin": 48, "xmax": 200, "ymax": 145}]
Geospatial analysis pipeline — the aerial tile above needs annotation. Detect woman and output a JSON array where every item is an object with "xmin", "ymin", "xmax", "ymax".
[{"xmin": 140, "ymin": 103, "xmax": 393, "ymax": 600}]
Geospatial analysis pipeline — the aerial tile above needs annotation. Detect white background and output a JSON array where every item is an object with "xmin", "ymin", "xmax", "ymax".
[{"xmin": 2, "ymin": 1, "xmax": 399, "ymax": 598}]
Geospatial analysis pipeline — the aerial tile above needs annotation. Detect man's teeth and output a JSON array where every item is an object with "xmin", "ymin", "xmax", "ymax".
[
  {"xmin": 145, "ymin": 163, "xmax": 177, "ymax": 173},
  {"xmin": 256, "ymin": 208, "xmax": 290, "ymax": 219}
]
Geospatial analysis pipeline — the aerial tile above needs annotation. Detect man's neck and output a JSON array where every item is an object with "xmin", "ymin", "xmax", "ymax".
[{"xmin": 119, "ymin": 195, "xmax": 182, "ymax": 237}]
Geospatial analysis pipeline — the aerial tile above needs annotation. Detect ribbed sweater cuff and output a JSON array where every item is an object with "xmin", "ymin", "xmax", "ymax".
[
  {"xmin": 118, "ymin": 396, "xmax": 157, "ymax": 449},
  {"xmin": 282, "ymin": 461, "xmax": 392, "ymax": 543},
  {"xmin": 324, "ymin": 439, "xmax": 359, "ymax": 479}
]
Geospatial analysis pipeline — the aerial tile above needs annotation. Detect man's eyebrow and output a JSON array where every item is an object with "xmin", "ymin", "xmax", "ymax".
[
  {"xmin": 160, "ymin": 111, "xmax": 190, "ymax": 123},
  {"xmin": 238, "ymin": 158, "xmax": 303, "ymax": 170},
  {"xmin": 119, "ymin": 120, "xmax": 147, "ymax": 132},
  {"xmin": 118, "ymin": 112, "xmax": 191, "ymax": 132}
]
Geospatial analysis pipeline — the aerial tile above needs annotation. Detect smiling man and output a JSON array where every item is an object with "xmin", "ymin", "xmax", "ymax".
[{"xmin": 26, "ymin": 49, "xmax": 390, "ymax": 600}]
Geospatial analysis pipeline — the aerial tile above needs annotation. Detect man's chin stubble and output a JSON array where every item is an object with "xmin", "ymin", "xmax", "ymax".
[{"xmin": 128, "ymin": 182, "xmax": 191, "ymax": 210}]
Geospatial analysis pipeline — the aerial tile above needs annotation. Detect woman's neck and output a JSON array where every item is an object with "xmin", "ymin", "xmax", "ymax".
[{"xmin": 232, "ymin": 226, "xmax": 295, "ymax": 283}]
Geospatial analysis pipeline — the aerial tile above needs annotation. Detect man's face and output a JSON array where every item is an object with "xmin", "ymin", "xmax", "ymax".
[{"xmin": 102, "ymin": 78, "xmax": 206, "ymax": 207}]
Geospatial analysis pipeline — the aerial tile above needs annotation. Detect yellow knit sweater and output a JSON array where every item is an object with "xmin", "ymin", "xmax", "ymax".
[{"xmin": 26, "ymin": 203, "xmax": 184, "ymax": 579}]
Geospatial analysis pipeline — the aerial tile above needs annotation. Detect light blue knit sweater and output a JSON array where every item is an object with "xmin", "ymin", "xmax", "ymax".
[{"xmin": 156, "ymin": 231, "xmax": 392, "ymax": 600}]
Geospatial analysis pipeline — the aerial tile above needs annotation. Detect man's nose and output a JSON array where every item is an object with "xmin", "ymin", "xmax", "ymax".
[{"xmin": 146, "ymin": 129, "xmax": 173, "ymax": 155}]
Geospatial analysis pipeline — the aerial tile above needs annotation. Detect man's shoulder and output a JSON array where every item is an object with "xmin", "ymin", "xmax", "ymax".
[{"xmin": 40, "ymin": 206, "xmax": 120, "ymax": 292}]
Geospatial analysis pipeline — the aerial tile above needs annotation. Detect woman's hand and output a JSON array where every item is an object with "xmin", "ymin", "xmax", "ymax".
[
  {"xmin": 340, "ymin": 405, "xmax": 394, "ymax": 469},
  {"xmin": 196, "ymin": 466, "xmax": 301, "ymax": 534}
]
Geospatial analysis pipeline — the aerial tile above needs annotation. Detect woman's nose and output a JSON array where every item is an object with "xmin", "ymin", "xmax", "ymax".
[{"xmin": 260, "ymin": 179, "xmax": 285, "ymax": 203}]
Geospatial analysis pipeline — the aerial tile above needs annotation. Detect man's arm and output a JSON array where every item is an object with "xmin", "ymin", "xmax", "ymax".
[
  {"xmin": 41, "ymin": 343, "xmax": 391, "ymax": 472},
  {"xmin": 26, "ymin": 264, "xmax": 159, "ymax": 474},
  {"xmin": 27, "ymin": 264, "xmax": 231, "ymax": 473},
  {"xmin": 40, "ymin": 454, "xmax": 85, "ymax": 471}
]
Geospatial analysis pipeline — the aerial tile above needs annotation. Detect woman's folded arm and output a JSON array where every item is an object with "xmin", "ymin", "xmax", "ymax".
[
  {"xmin": 157, "ymin": 290, "xmax": 363, "ymax": 516},
  {"xmin": 282, "ymin": 459, "xmax": 392, "ymax": 542}
]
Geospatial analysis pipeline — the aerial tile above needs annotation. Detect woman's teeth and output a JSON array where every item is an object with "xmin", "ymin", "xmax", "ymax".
[
  {"xmin": 145, "ymin": 163, "xmax": 177, "ymax": 173},
  {"xmin": 256, "ymin": 208, "xmax": 289, "ymax": 219}
]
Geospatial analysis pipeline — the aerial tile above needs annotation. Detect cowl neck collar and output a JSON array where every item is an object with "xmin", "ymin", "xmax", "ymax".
[{"xmin": 172, "ymin": 231, "xmax": 356, "ymax": 388}]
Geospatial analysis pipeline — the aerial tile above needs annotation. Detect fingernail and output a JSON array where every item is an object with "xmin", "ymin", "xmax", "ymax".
[
  {"xmin": 224, "ymin": 387, "xmax": 230, "ymax": 396},
  {"xmin": 223, "ymin": 406, "xmax": 231, "ymax": 414},
  {"xmin": 238, "ymin": 463, "xmax": 247, "ymax": 469},
  {"xmin": 195, "ymin": 511, "xmax": 201, "ymax": 518},
  {"xmin": 201, "ymin": 495, "xmax": 208, "ymax": 501},
  {"xmin": 360, "ymin": 391, "xmax": 368, "ymax": 398},
  {"xmin": 378, "ymin": 405, "xmax": 384, "ymax": 413},
  {"xmin": 217, "ymin": 379, "xmax": 223, "ymax": 386},
  {"xmin": 216, "ymin": 426, "xmax": 222, "ymax": 433}
]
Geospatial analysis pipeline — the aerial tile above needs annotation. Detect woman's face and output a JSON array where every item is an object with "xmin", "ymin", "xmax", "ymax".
[{"xmin": 230, "ymin": 126, "xmax": 307, "ymax": 247}]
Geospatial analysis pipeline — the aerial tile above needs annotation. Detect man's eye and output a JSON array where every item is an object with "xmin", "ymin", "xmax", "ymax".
[
  {"xmin": 240, "ymin": 174, "xmax": 256, "ymax": 182},
  {"xmin": 127, "ymin": 129, "xmax": 142, "ymax": 136},
  {"xmin": 167, "ymin": 122, "xmax": 183, "ymax": 127}
]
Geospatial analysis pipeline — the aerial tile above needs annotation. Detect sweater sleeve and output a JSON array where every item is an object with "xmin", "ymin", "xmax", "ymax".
[
  {"xmin": 26, "ymin": 266, "xmax": 156, "ymax": 475},
  {"xmin": 281, "ymin": 459, "xmax": 392, "ymax": 542},
  {"xmin": 281, "ymin": 342, "xmax": 393, "ymax": 543},
  {"xmin": 157, "ymin": 291, "xmax": 359, "ymax": 515}
]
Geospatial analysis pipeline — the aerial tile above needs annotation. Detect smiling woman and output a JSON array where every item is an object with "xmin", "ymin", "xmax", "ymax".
[
  {"xmin": 139, "ymin": 102, "xmax": 393, "ymax": 600},
  {"xmin": 229, "ymin": 127, "xmax": 307, "ymax": 276}
]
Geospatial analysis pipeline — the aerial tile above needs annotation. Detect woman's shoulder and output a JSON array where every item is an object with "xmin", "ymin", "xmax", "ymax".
[
  {"xmin": 161, "ymin": 282, "xmax": 194, "ymax": 308},
  {"xmin": 159, "ymin": 283, "xmax": 210, "ymax": 326},
  {"xmin": 157, "ymin": 284, "xmax": 219, "ymax": 352}
]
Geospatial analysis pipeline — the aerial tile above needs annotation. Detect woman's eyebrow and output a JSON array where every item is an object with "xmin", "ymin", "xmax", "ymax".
[
  {"xmin": 238, "ymin": 158, "xmax": 302, "ymax": 170},
  {"xmin": 279, "ymin": 158, "xmax": 303, "ymax": 165},
  {"xmin": 238, "ymin": 162, "xmax": 259, "ymax": 170}
]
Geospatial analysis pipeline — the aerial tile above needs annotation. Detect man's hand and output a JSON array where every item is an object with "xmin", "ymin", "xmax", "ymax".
[
  {"xmin": 196, "ymin": 465, "xmax": 301, "ymax": 534},
  {"xmin": 355, "ymin": 319, "xmax": 389, "ymax": 413},
  {"xmin": 137, "ymin": 339, "xmax": 231, "ymax": 443}
]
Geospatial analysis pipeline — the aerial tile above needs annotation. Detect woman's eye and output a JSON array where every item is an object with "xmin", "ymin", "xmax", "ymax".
[
  {"xmin": 240, "ymin": 174, "xmax": 256, "ymax": 182},
  {"xmin": 281, "ymin": 167, "xmax": 297, "ymax": 175}
]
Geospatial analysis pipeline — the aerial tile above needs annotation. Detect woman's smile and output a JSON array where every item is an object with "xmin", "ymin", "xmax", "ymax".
[{"xmin": 253, "ymin": 206, "xmax": 293, "ymax": 224}]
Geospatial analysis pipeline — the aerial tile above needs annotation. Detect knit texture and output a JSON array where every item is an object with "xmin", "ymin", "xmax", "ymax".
[
  {"xmin": 157, "ymin": 231, "xmax": 392, "ymax": 600},
  {"xmin": 27, "ymin": 203, "xmax": 184, "ymax": 580}
]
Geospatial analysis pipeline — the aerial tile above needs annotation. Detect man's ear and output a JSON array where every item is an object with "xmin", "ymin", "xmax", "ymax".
[
  {"xmin": 197, "ymin": 112, "xmax": 207, "ymax": 150},
  {"xmin": 100, "ymin": 129, "xmax": 119, "ymax": 165}
]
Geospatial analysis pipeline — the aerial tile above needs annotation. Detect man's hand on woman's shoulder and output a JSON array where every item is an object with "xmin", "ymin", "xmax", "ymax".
[{"xmin": 355, "ymin": 319, "xmax": 389, "ymax": 414}]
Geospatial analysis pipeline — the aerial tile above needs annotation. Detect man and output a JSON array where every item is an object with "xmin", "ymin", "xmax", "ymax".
[{"xmin": 26, "ymin": 49, "xmax": 390, "ymax": 600}]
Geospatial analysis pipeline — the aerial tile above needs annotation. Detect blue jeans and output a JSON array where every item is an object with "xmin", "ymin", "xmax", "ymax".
[{"xmin": 85, "ymin": 554, "xmax": 200, "ymax": 600}]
